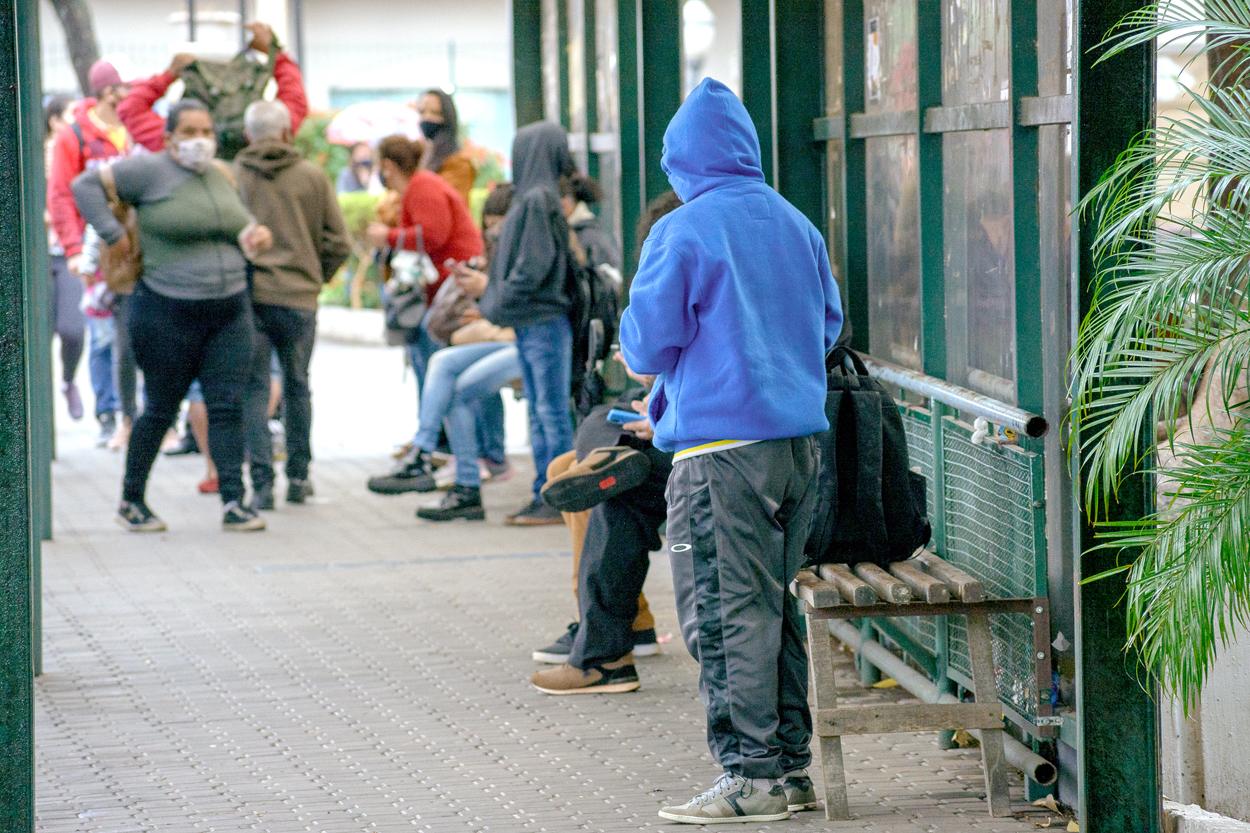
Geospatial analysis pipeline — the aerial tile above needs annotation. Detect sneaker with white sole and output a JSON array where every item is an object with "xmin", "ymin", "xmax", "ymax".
[
  {"xmin": 782, "ymin": 770, "xmax": 819, "ymax": 812},
  {"xmin": 222, "ymin": 501, "xmax": 266, "ymax": 532},
  {"xmin": 116, "ymin": 500, "xmax": 167, "ymax": 533},
  {"xmin": 532, "ymin": 623, "xmax": 660, "ymax": 663},
  {"xmin": 658, "ymin": 773, "xmax": 790, "ymax": 825}
]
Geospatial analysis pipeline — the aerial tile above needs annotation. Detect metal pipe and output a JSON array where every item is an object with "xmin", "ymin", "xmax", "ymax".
[
  {"xmin": 863, "ymin": 356, "xmax": 1049, "ymax": 439},
  {"xmin": 827, "ymin": 619, "xmax": 1058, "ymax": 786}
]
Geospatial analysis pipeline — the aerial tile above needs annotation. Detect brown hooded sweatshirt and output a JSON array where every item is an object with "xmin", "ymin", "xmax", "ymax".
[{"xmin": 235, "ymin": 140, "xmax": 352, "ymax": 311}]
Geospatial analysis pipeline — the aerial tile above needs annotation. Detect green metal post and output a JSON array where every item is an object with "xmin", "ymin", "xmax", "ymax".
[
  {"xmin": 1011, "ymin": 0, "xmax": 1043, "ymax": 414},
  {"xmin": 841, "ymin": 0, "xmax": 868, "ymax": 353},
  {"xmin": 639, "ymin": 0, "xmax": 680, "ymax": 204},
  {"xmin": 740, "ymin": 0, "xmax": 776, "ymax": 187},
  {"xmin": 557, "ymin": 0, "xmax": 571, "ymax": 129},
  {"xmin": 583, "ymin": 0, "xmax": 600, "ymax": 180},
  {"xmin": 915, "ymin": 1, "xmax": 945, "ymax": 381},
  {"xmin": 1, "ymin": 2, "xmax": 37, "ymax": 829},
  {"xmin": 20, "ymin": 0, "xmax": 45, "ymax": 675},
  {"xmin": 773, "ymin": 0, "xmax": 824, "ymax": 229},
  {"xmin": 617, "ymin": 0, "xmax": 643, "ymax": 275},
  {"xmin": 1073, "ymin": 2, "xmax": 1161, "ymax": 831},
  {"xmin": 513, "ymin": 0, "xmax": 546, "ymax": 126}
]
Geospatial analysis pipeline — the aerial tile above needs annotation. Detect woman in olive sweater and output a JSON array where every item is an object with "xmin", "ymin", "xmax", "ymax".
[{"xmin": 73, "ymin": 99, "xmax": 274, "ymax": 533}]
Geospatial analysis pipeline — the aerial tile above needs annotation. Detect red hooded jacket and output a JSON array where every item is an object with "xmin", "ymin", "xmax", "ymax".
[
  {"xmin": 118, "ymin": 51, "xmax": 309, "ymax": 153},
  {"xmin": 389, "ymin": 171, "xmax": 484, "ymax": 303},
  {"xmin": 46, "ymin": 99, "xmax": 132, "ymax": 258}
]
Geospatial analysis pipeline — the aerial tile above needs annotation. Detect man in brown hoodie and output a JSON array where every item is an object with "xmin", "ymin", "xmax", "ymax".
[{"xmin": 236, "ymin": 99, "xmax": 351, "ymax": 510}]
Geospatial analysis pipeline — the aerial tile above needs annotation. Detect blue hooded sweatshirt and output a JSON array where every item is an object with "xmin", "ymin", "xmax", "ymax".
[{"xmin": 618, "ymin": 78, "xmax": 843, "ymax": 455}]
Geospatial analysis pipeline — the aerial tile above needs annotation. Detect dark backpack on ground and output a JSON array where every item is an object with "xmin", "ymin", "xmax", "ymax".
[
  {"xmin": 180, "ymin": 46, "xmax": 277, "ymax": 160},
  {"xmin": 566, "ymin": 239, "xmax": 621, "ymax": 418},
  {"xmin": 805, "ymin": 345, "xmax": 931, "ymax": 567}
]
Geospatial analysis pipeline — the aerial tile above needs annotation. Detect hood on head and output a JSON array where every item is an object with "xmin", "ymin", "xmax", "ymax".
[
  {"xmin": 661, "ymin": 78, "xmax": 763, "ymax": 202},
  {"xmin": 236, "ymin": 140, "xmax": 302, "ymax": 178},
  {"xmin": 511, "ymin": 121, "xmax": 573, "ymax": 194}
]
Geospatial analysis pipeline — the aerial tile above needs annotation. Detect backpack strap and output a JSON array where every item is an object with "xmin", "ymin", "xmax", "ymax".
[
  {"xmin": 849, "ymin": 386, "xmax": 890, "ymax": 546},
  {"xmin": 71, "ymin": 122, "xmax": 86, "ymax": 157},
  {"xmin": 210, "ymin": 159, "xmax": 237, "ymax": 190}
]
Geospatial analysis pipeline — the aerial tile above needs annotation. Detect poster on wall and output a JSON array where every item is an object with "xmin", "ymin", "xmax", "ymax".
[{"xmin": 867, "ymin": 17, "xmax": 882, "ymax": 102}]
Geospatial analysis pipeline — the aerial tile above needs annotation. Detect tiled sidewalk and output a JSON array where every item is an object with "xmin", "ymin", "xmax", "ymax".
[{"xmin": 35, "ymin": 342, "xmax": 1048, "ymax": 833}]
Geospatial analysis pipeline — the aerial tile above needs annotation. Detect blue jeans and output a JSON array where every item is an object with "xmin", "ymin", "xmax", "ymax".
[
  {"xmin": 406, "ymin": 326, "xmax": 441, "ymax": 412},
  {"xmin": 515, "ymin": 317, "xmax": 574, "ymax": 496},
  {"xmin": 414, "ymin": 342, "xmax": 521, "ymax": 487},
  {"xmin": 87, "ymin": 315, "xmax": 118, "ymax": 417}
]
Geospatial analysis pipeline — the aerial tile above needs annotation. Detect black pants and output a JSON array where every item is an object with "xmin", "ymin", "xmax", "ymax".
[
  {"xmin": 123, "ymin": 283, "xmax": 252, "ymax": 505},
  {"xmin": 568, "ymin": 443, "xmax": 673, "ymax": 669},
  {"xmin": 49, "ymin": 255, "xmax": 85, "ymax": 385},
  {"xmin": 244, "ymin": 302, "xmax": 317, "ymax": 487},
  {"xmin": 112, "ymin": 292, "xmax": 140, "ymax": 420}
]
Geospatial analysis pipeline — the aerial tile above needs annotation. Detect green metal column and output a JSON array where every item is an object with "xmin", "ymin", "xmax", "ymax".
[
  {"xmin": 1072, "ymin": 1, "xmax": 1161, "ymax": 831},
  {"xmin": 1, "ymin": 1, "xmax": 37, "ymax": 829},
  {"xmin": 20, "ymin": 0, "xmax": 46, "ymax": 675},
  {"xmin": 617, "ymin": 0, "xmax": 643, "ymax": 274},
  {"xmin": 740, "ymin": 0, "xmax": 776, "ymax": 187},
  {"xmin": 557, "ymin": 0, "xmax": 571, "ymax": 129},
  {"xmin": 513, "ymin": 0, "xmax": 546, "ymax": 126},
  {"xmin": 582, "ymin": 0, "xmax": 600, "ymax": 180},
  {"xmin": 639, "ymin": 0, "xmax": 680, "ymax": 204},
  {"xmin": 841, "ymin": 0, "xmax": 869, "ymax": 353},
  {"xmin": 773, "ymin": 0, "xmax": 824, "ymax": 229},
  {"xmin": 1010, "ymin": 0, "xmax": 1043, "ymax": 415}
]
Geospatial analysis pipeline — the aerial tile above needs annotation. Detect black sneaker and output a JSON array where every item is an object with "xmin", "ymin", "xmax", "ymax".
[
  {"xmin": 250, "ymin": 482, "xmax": 275, "ymax": 512},
  {"xmin": 287, "ymin": 479, "xmax": 315, "ymax": 504},
  {"xmin": 367, "ymin": 449, "xmax": 436, "ymax": 495},
  {"xmin": 416, "ymin": 485, "xmax": 486, "ymax": 522},
  {"xmin": 97, "ymin": 413, "xmax": 117, "ymax": 449},
  {"xmin": 505, "ymin": 497, "xmax": 565, "ymax": 527},
  {"xmin": 532, "ymin": 622, "xmax": 579, "ymax": 664},
  {"xmin": 632, "ymin": 627, "xmax": 661, "ymax": 657},
  {"xmin": 116, "ymin": 500, "xmax": 167, "ymax": 533},
  {"xmin": 222, "ymin": 500, "xmax": 266, "ymax": 532},
  {"xmin": 163, "ymin": 432, "xmax": 199, "ymax": 456}
]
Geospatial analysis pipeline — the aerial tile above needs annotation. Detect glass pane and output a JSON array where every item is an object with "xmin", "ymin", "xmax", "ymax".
[
  {"xmin": 595, "ymin": 0, "xmax": 623, "ymax": 251},
  {"xmin": 941, "ymin": 0, "xmax": 1010, "ymax": 105},
  {"xmin": 864, "ymin": 0, "xmax": 917, "ymax": 114},
  {"xmin": 542, "ymin": 0, "xmax": 562, "ymax": 123},
  {"xmin": 866, "ymin": 135, "xmax": 921, "ymax": 368},
  {"xmin": 943, "ymin": 129, "xmax": 1016, "ymax": 402},
  {"xmin": 1037, "ymin": 0, "xmax": 1073, "ymax": 98},
  {"xmin": 825, "ymin": 0, "xmax": 844, "ymax": 115},
  {"xmin": 682, "ymin": 0, "xmax": 742, "ymax": 97},
  {"xmin": 826, "ymin": 138, "xmax": 846, "ymax": 283}
]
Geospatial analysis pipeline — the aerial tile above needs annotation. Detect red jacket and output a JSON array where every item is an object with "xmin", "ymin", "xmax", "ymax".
[
  {"xmin": 47, "ymin": 99, "xmax": 131, "ymax": 258},
  {"xmin": 389, "ymin": 171, "xmax": 484, "ymax": 302},
  {"xmin": 118, "ymin": 51, "xmax": 309, "ymax": 153}
]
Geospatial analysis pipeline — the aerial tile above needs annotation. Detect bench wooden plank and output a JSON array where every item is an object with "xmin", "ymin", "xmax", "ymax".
[
  {"xmin": 916, "ymin": 551, "xmax": 985, "ymax": 602},
  {"xmin": 815, "ymin": 702, "xmax": 1005, "ymax": 736},
  {"xmin": 818, "ymin": 564, "xmax": 878, "ymax": 606},
  {"xmin": 854, "ymin": 563, "xmax": 913, "ymax": 604},
  {"xmin": 890, "ymin": 561, "xmax": 951, "ymax": 603},
  {"xmin": 791, "ymin": 570, "xmax": 842, "ymax": 608}
]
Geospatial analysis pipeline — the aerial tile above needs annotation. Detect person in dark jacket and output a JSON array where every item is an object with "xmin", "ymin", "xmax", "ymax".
[
  {"xmin": 619, "ymin": 78, "xmax": 843, "ymax": 825},
  {"xmin": 478, "ymin": 122, "xmax": 577, "ymax": 526},
  {"xmin": 560, "ymin": 173, "xmax": 620, "ymax": 276},
  {"xmin": 236, "ymin": 100, "xmax": 352, "ymax": 511}
]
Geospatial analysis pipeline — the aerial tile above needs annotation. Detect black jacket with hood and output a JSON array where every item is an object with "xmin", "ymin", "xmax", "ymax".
[
  {"xmin": 479, "ymin": 122, "xmax": 575, "ymax": 328},
  {"xmin": 235, "ymin": 139, "xmax": 352, "ymax": 311}
]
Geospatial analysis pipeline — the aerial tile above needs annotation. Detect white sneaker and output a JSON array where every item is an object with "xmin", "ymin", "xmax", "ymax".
[{"xmin": 658, "ymin": 773, "xmax": 790, "ymax": 824}]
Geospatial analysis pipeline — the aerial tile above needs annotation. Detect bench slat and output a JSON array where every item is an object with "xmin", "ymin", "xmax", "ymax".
[
  {"xmin": 916, "ymin": 552, "xmax": 985, "ymax": 602},
  {"xmin": 818, "ymin": 564, "xmax": 878, "ymax": 606},
  {"xmin": 890, "ymin": 561, "xmax": 951, "ymax": 603},
  {"xmin": 854, "ymin": 563, "xmax": 913, "ymax": 604},
  {"xmin": 815, "ymin": 703, "xmax": 1004, "ymax": 736},
  {"xmin": 791, "ymin": 570, "xmax": 842, "ymax": 608}
]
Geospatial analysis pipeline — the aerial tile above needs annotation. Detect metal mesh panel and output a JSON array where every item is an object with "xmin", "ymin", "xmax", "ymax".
[
  {"xmin": 894, "ymin": 409, "xmax": 938, "ymax": 656},
  {"xmin": 940, "ymin": 419, "xmax": 1043, "ymax": 720}
]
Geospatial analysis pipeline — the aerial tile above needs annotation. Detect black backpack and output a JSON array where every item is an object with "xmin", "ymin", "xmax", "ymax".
[
  {"xmin": 805, "ymin": 346, "xmax": 931, "ymax": 567},
  {"xmin": 566, "ymin": 243, "xmax": 621, "ymax": 418}
]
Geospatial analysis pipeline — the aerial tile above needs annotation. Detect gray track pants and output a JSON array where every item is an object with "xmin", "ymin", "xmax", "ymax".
[{"xmin": 666, "ymin": 436, "xmax": 819, "ymax": 779}]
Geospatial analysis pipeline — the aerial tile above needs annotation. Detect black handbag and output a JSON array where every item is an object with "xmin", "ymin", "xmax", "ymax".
[{"xmin": 383, "ymin": 285, "xmax": 427, "ymax": 346}]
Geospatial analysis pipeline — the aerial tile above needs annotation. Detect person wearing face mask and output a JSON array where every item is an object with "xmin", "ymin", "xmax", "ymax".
[
  {"xmin": 72, "ymin": 99, "xmax": 275, "ymax": 534},
  {"xmin": 417, "ymin": 89, "xmax": 475, "ymax": 206},
  {"xmin": 337, "ymin": 142, "xmax": 374, "ymax": 194},
  {"xmin": 47, "ymin": 60, "xmax": 134, "ymax": 445}
]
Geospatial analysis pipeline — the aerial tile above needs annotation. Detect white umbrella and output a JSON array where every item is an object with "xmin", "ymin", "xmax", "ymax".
[{"xmin": 326, "ymin": 100, "xmax": 422, "ymax": 146}]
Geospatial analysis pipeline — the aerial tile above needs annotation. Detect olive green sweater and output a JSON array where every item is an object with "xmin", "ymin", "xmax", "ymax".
[{"xmin": 72, "ymin": 151, "xmax": 252, "ymax": 300}]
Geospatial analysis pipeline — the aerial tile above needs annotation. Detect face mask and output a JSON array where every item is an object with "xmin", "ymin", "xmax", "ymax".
[
  {"xmin": 420, "ymin": 120, "xmax": 446, "ymax": 140},
  {"xmin": 173, "ymin": 137, "xmax": 216, "ymax": 172}
]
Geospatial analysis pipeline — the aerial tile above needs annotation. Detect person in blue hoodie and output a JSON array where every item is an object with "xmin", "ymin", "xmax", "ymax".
[{"xmin": 619, "ymin": 78, "xmax": 843, "ymax": 824}]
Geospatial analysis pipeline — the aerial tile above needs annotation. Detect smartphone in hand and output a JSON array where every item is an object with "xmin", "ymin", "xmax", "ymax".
[{"xmin": 606, "ymin": 408, "xmax": 642, "ymax": 425}]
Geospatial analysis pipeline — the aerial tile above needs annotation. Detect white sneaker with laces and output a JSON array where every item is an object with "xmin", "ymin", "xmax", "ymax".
[{"xmin": 658, "ymin": 773, "xmax": 790, "ymax": 824}]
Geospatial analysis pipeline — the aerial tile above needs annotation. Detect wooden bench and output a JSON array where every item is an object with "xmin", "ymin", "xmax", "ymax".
[{"xmin": 790, "ymin": 553, "xmax": 1035, "ymax": 820}]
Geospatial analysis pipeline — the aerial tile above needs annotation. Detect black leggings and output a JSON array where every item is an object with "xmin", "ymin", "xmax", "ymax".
[
  {"xmin": 49, "ymin": 255, "xmax": 85, "ymax": 384},
  {"xmin": 122, "ymin": 283, "xmax": 253, "ymax": 505}
]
